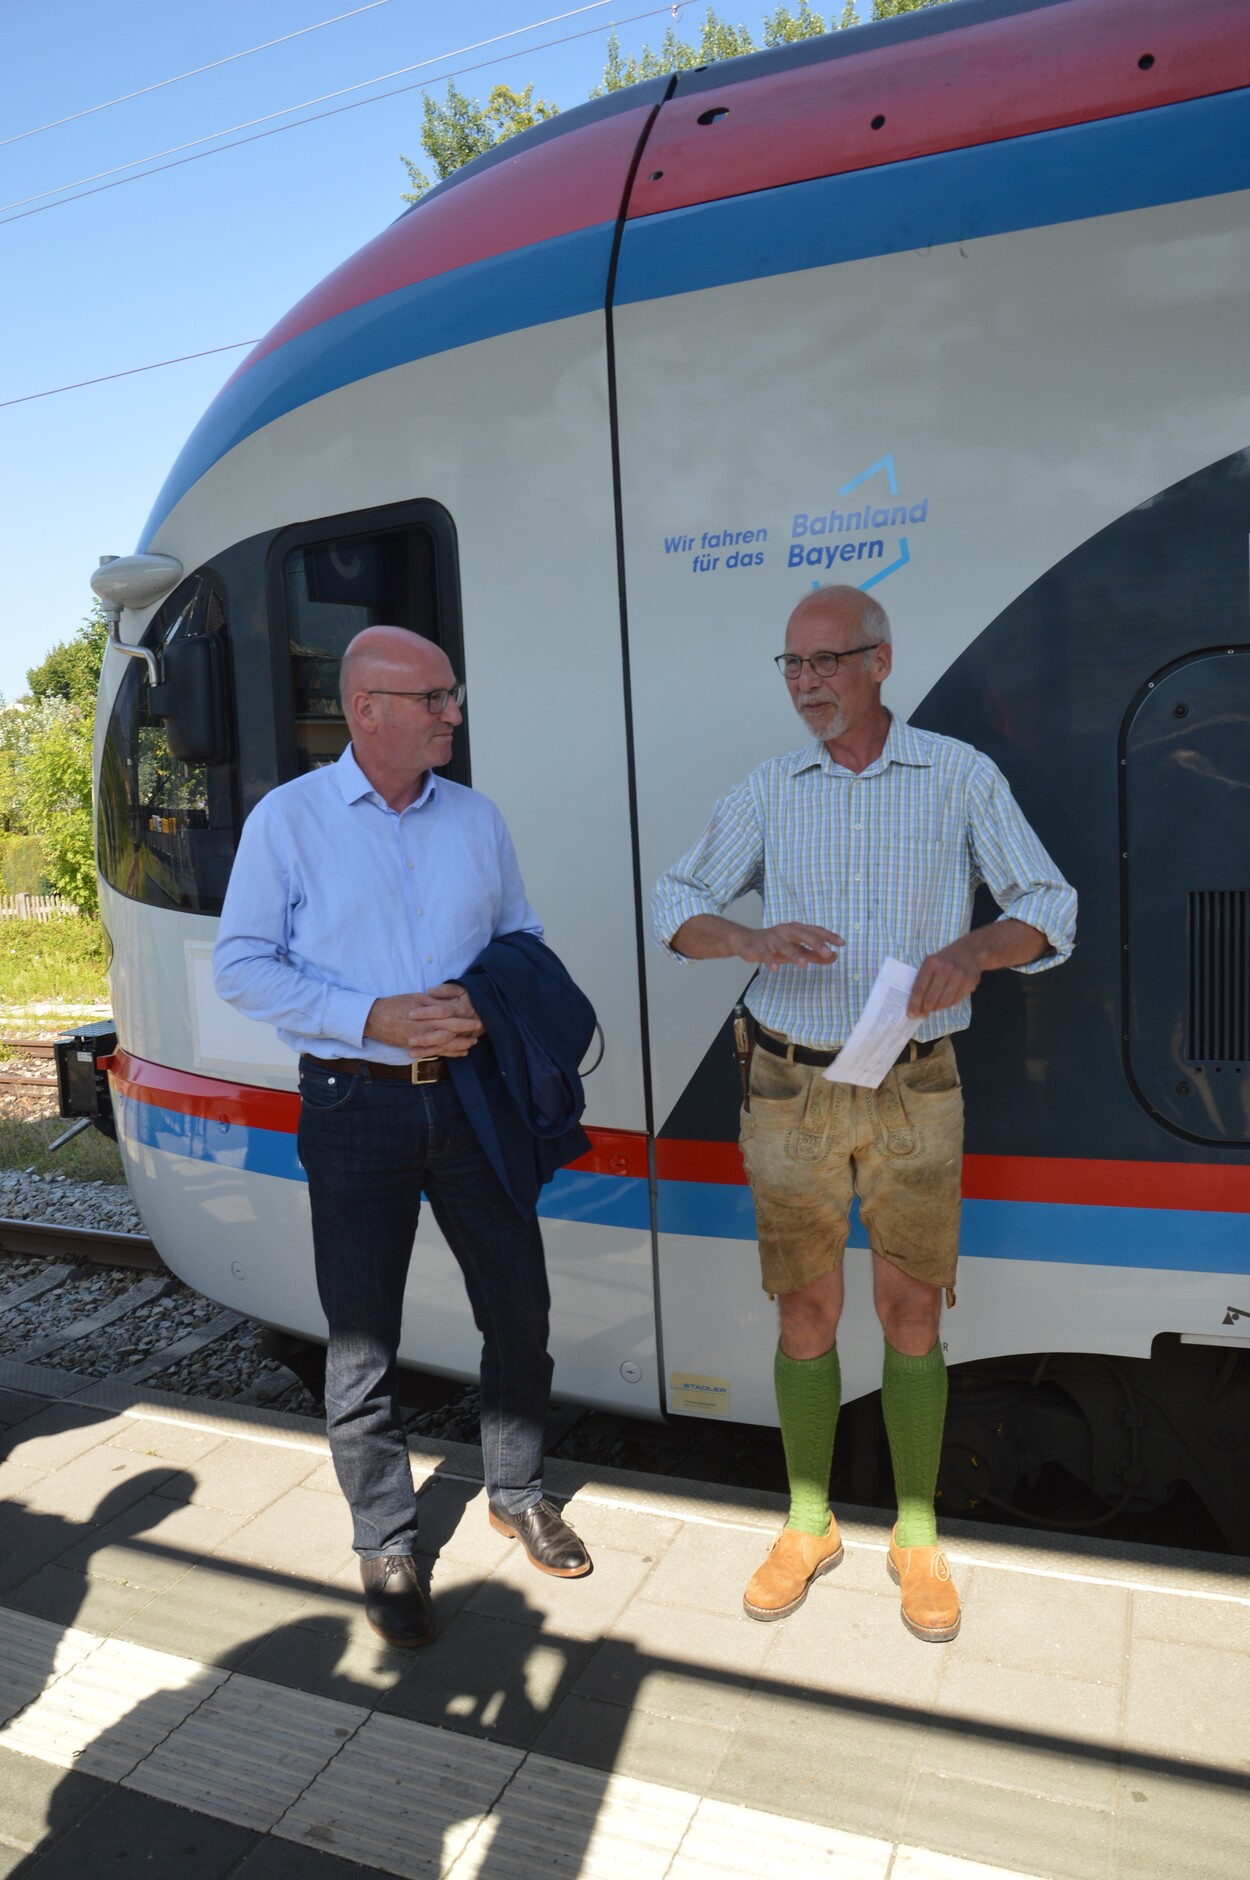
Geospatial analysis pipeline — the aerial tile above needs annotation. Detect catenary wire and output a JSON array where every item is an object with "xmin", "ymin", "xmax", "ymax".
[
  {"xmin": 0, "ymin": 2, "xmax": 689, "ymax": 397},
  {"xmin": 0, "ymin": 1, "xmax": 399, "ymax": 148},
  {"xmin": 0, "ymin": 1, "xmax": 680, "ymax": 216},
  {"xmin": 0, "ymin": 341, "xmax": 260, "ymax": 410}
]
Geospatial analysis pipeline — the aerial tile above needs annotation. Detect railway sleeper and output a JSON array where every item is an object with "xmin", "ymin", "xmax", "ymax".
[{"xmin": 19, "ymin": 1274, "xmax": 177, "ymax": 1364}]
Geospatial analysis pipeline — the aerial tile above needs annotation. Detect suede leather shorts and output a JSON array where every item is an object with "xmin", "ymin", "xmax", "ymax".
[{"xmin": 738, "ymin": 1035, "xmax": 964, "ymax": 1296}]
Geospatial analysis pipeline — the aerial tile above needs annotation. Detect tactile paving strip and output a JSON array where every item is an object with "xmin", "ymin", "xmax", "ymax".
[
  {"xmin": 0, "ymin": 1636, "xmax": 226, "ymax": 1780},
  {"xmin": 464, "ymin": 1754, "xmax": 699, "ymax": 1879},
  {"xmin": 0, "ymin": 1608, "xmax": 98, "ymax": 1726},
  {"xmin": 124, "ymin": 1671, "xmax": 369, "ymax": 1830},
  {"xmin": 276, "ymin": 1710, "xmax": 523, "ymax": 1877}
]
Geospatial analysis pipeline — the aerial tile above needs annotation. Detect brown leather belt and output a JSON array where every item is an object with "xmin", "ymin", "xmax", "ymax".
[
  {"xmin": 754, "ymin": 1028, "xmax": 940, "ymax": 1070},
  {"xmin": 301, "ymin": 1054, "xmax": 446, "ymax": 1085}
]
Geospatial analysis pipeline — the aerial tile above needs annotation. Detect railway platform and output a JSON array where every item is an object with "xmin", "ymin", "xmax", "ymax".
[{"xmin": 0, "ymin": 1361, "xmax": 1246, "ymax": 1880}]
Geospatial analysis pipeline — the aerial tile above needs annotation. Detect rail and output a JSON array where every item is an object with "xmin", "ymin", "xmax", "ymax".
[{"xmin": 0, "ymin": 1217, "xmax": 162, "ymax": 1271}]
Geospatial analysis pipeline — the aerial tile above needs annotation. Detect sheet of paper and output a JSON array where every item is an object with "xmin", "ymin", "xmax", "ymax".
[{"xmin": 823, "ymin": 956, "xmax": 920, "ymax": 1088}]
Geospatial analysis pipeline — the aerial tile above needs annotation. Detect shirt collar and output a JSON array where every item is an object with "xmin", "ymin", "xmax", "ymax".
[
  {"xmin": 334, "ymin": 742, "xmax": 439, "ymax": 811},
  {"xmin": 787, "ymin": 715, "xmax": 935, "ymax": 780}
]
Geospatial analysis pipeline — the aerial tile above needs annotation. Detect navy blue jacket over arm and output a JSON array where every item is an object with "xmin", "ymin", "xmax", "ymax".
[{"xmin": 447, "ymin": 932, "xmax": 596, "ymax": 1217}]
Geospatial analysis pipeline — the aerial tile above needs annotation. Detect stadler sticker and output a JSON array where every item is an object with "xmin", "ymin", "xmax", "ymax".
[{"xmin": 660, "ymin": 453, "xmax": 927, "ymax": 593}]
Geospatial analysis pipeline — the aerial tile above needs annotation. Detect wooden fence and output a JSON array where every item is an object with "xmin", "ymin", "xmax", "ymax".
[{"xmin": 0, "ymin": 893, "xmax": 80, "ymax": 922}]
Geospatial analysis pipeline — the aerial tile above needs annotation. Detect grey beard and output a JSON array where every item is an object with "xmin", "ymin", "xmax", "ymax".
[{"xmin": 797, "ymin": 699, "xmax": 846, "ymax": 741}]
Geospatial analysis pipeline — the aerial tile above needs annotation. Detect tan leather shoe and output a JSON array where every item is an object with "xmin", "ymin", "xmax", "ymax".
[
  {"xmin": 887, "ymin": 1527, "xmax": 961, "ymax": 1641},
  {"xmin": 743, "ymin": 1516, "xmax": 843, "ymax": 1622}
]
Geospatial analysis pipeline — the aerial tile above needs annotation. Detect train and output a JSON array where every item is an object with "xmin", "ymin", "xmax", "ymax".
[{"xmin": 76, "ymin": 0, "xmax": 1250, "ymax": 1545}]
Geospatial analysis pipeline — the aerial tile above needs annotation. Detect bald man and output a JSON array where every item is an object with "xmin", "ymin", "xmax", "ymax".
[
  {"xmin": 215, "ymin": 627, "xmax": 589, "ymax": 1649},
  {"xmin": 652, "ymin": 587, "xmax": 1075, "ymax": 1642}
]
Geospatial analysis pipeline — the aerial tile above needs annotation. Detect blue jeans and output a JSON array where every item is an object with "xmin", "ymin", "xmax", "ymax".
[{"xmin": 297, "ymin": 1059, "xmax": 553, "ymax": 1558}]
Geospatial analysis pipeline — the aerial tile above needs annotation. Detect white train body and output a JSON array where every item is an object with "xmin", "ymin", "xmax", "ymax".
[{"xmin": 93, "ymin": 0, "xmax": 1250, "ymax": 1501}]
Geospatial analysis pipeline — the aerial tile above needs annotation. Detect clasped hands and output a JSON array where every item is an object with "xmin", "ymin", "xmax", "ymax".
[{"xmin": 364, "ymin": 983, "xmax": 484, "ymax": 1059}]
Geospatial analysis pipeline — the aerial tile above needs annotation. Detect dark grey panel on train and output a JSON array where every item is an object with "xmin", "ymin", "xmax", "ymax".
[
  {"xmin": 916, "ymin": 446, "xmax": 1250, "ymax": 1160},
  {"xmin": 1123, "ymin": 649, "xmax": 1250, "ymax": 1144},
  {"xmin": 660, "ymin": 449, "xmax": 1250, "ymax": 1167}
]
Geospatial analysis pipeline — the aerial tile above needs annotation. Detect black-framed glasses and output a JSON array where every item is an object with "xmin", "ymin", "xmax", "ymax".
[
  {"xmin": 367, "ymin": 683, "xmax": 466, "ymax": 714},
  {"xmin": 774, "ymin": 647, "xmax": 878, "ymax": 680}
]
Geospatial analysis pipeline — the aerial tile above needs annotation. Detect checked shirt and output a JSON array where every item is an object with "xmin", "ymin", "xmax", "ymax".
[{"xmin": 651, "ymin": 716, "xmax": 1076, "ymax": 1049}]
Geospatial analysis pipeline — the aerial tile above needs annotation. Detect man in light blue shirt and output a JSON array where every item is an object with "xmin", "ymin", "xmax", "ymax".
[
  {"xmin": 214, "ymin": 626, "xmax": 591, "ymax": 1646},
  {"xmin": 652, "ymin": 585, "xmax": 1075, "ymax": 1642}
]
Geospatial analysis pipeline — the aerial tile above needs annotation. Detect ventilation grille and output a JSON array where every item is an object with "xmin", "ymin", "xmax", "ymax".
[{"xmin": 1187, "ymin": 891, "xmax": 1250, "ymax": 1062}]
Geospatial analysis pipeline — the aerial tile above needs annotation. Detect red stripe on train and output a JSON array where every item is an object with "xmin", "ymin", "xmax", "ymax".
[
  {"xmin": 107, "ymin": 1054, "xmax": 1249, "ymax": 1211},
  {"xmin": 223, "ymin": 105, "xmax": 654, "ymax": 385},
  {"xmin": 652, "ymin": 1138, "xmax": 1250, "ymax": 1213},
  {"xmin": 627, "ymin": 0, "xmax": 1250, "ymax": 223}
]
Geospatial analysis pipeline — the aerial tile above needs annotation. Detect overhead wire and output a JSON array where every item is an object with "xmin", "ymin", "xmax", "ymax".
[
  {"xmin": 1, "ymin": 1, "xmax": 690, "ymax": 402},
  {"xmin": 0, "ymin": 1, "xmax": 399, "ymax": 148},
  {"xmin": 0, "ymin": 1, "xmax": 684, "ymax": 218},
  {"xmin": 0, "ymin": 342, "xmax": 261, "ymax": 410}
]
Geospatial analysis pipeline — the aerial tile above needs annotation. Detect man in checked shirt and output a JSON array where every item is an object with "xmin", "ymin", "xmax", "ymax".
[{"xmin": 651, "ymin": 584, "xmax": 1076, "ymax": 1641}]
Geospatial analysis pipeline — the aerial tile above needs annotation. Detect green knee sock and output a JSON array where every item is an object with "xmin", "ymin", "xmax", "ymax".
[
  {"xmin": 775, "ymin": 1343, "xmax": 840, "ymax": 1536},
  {"xmin": 881, "ymin": 1339, "xmax": 948, "ymax": 1548}
]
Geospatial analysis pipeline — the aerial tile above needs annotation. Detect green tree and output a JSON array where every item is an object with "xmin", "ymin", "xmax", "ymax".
[
  {"xmin": 764, "ymin": 3, "xmax": 832, "ymax": 44},
  {"xmin": 6, "ymin": 696, "xmax": 95, "ymax": 913},
  {"xmin": 597, "ymin": 10, "xmax": 757, "ymax": 92},
  {"xmin": 870, "ymin": 0, "xmax": 948, "ymax": 19},
  {"xmin": 26, "ymin": 605, "xmax": 109, "ymax": 711},
  {"xmin": 401, "ymin": 80, "xmax": 559, "ymax": 201},
  {"xmin": 0, "ymin": 702, "xmax": 27, "ymax": 836}
]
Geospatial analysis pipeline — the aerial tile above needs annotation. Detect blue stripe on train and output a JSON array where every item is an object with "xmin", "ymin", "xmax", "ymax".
[
  {"xmin": 139, "ymin": 222, "xmax": 617, "ymax": 549},
  {"xmin": 115, "ymin": 1091, "xmax": 654, "ymax": 1230},
  {"xmin": 614, "ymin": 88, "xmax": 1250, "ymax": 307},
  {"xmin": 118, "ymin": 1095, "xmax": 1247, "ymax": 1273},
  {"xmin": 655, "ymin": 1178, "xmax": 1249, "ymax": 1272},
  {"xmin": 139, "ymin": 89, "xmax": 1249, "ymax": 544}
]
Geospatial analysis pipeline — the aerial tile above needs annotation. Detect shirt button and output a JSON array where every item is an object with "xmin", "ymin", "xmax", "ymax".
[
  {"xmin": 426, "ymin": 955, "xmax": 433, "ymax": 963},
  {"xmin": 854, "ymin": 874, "xmax": 861, "ymax": 882}
]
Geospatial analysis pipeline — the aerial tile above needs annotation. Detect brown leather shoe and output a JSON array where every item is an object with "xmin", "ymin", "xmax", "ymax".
[
  {"xmin": 360, "ymin": 1554, "xmax": 433, "ymax": 1648},
  {"xmin": 887, "ymin": 1528, "xmax": 961, "ymax": 1641},
  {"xmin": 743, "ymin": 1516, "xmax": 843, "ymax": 1622},
  {"xmin": 488, "ymin": 1498, "xmax": 592, "ymax": 1578}
]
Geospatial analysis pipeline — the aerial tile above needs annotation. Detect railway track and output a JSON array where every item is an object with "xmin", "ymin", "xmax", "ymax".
[
  {"xmin": 0, "ymin": 1219, "xmax": 284, "ymax": 1405},
  {"xmin": 0, "ymin": 1217, "xmax": 161, "ymax": 1271},
  {"xmin": 0, "ymin": 1041, "xmax": 59, "ymax": 1091}
]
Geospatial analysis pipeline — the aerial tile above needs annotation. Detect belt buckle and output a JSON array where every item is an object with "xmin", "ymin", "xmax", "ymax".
[{"xmin": 411, "ymin": 1058, "xmax": 442, "ymax": 1085}]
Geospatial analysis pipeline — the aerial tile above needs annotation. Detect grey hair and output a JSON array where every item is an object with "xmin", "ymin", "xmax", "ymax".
[{"xmin": 791, "ymin": 584, "xmax": 892, "ymax": 647}]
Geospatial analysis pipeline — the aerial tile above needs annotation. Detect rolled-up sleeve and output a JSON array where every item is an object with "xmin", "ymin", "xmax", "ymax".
[
  {"xmin": 651, "ymin": 780, "xmax": 765, "ymax": 958},
  {"xmin": 212, "ymin": 801, "xmax": 375, "ymax": 1047},
  {"xmin": 967, "ymin": 758, "xmax": 1077, "ymax": 973}
]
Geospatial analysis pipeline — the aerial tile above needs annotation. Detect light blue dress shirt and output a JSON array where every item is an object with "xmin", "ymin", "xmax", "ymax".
[
  {"xmin": 651, "ymin": 717, "xmax": 1077, "ymax": 1048},
  {"xmin": 213, "ymin": 744, "xmax": 541, "ymax": 1063}
]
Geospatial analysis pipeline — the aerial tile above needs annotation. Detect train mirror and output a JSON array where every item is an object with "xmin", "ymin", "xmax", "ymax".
[{"xmin": 148, "ymin": 633, "xmax": 231, "ymax": 766}]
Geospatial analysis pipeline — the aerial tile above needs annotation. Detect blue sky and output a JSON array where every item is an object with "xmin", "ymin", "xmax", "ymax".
[{"xmin": 0, "ymin": 1, "xmax": 864, "ymax": 703}]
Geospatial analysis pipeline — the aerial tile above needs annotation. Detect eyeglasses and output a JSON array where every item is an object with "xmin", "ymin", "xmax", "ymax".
[
  {"xmin": 367, "ymin": 683, "xmax": 466, "ymax": 713},
  {"xmin": 774, "ymin": 647, "xmax": 879, "ymax": 680}
]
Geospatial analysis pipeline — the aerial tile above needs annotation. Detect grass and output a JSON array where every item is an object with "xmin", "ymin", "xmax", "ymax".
[
  {"xmin": 0, "ymin": 917, "xmax": 109, "ymax": 1008},
  {"xmin": 0, "ymin": 914, "xmax": 120, "ymax": 1184},
  {"xmin": 0, "ymin": 1115, "xmax": 126, "ymax": 1184}
]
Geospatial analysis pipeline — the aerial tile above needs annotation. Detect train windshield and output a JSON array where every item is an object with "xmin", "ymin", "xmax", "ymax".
[{"xmin": 97, "ymin": 573, "xmax": 238, "ymax": 913}]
